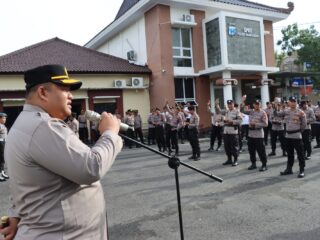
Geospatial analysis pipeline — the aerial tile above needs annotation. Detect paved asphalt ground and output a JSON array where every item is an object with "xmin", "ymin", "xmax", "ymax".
[{"xmin": 1, "ymin": 139, "xmax": 320, "ymax": 240}]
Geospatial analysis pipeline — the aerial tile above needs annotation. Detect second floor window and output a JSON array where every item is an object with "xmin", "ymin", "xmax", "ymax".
[{"xmin": 172, "ymin": 28, "xmax": 192, "ymax": 67}]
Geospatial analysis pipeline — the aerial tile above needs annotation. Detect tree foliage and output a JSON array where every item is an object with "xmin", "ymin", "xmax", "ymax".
[{"xmin": 277, "ymin": 23, "xmax": 320, "ymax": 71}]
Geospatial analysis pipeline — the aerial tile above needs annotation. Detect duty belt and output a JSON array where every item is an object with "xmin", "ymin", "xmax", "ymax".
[{"xmin": 286, "ymin": 129, "xmax": 301, "ymax": 134}]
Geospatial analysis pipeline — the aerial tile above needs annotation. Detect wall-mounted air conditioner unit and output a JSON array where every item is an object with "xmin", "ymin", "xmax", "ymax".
[
  {"xmin": 114, "ymin": 80, "xmax": 127, "ymax": 88},
  {"xmin": 182, "ymin": 14, "xmax": 195, "ymax": 23},
  {"xmin": 127, "ymin": 50, "xmax": 137, "ymax": 61},
  {"xmin": 131, "ymin": 77, "xmax": 143, "ymax": 88}
]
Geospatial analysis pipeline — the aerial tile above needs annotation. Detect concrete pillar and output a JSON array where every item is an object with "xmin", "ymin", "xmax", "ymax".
[
  {"xmin": 260, "ymin": 72, "xmax": 272, "ymax": 108},
  {"xmin": 223, "ymin": 83, "xmax": 233, "ymax": 106},
  {"xmin": 260, "ymin": 79, "xmax": 274, "ymax": 108}
]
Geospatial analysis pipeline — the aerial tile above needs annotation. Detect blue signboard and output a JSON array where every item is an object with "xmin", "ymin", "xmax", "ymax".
[{"xmin": 291, "ymin": 77, "xmax": 313, "ymax": 87}]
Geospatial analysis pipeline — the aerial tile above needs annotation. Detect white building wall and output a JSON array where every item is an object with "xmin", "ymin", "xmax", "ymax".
[{"xmin": 97, "ymin": 17, "xmax": 147, "ymax": 66}]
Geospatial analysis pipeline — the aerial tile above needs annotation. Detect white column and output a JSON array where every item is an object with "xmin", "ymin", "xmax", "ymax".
[
  {"xmin": 261, "ymin": 83, "xmax": 269, "ymax": 108},
  {"xmin": 222, "ymin": 71, "xmax": 233, "ymax": 106},
  {"xmin": 260, "ymin": 72, "xmax": 272, "ymax": 108},
  {"xmin": 210, "ymin": 79, "xmax": 215, "ymax": 112},
  {"xmin": 234, "ymin": 82, "xmax": 242, "ymax": 104},
  {"xmin": 223, "ymin": 83, "xmax": 233, "ymax": 106}
]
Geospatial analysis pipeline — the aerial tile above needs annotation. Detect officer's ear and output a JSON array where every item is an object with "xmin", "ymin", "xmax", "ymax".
[{"xmin": 37, "ymin": 83, "xmax": 52, "ymax": 102}]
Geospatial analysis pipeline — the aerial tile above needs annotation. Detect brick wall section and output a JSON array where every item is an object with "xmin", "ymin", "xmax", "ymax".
[
  {"xmin": 145, "ymin": 5, "xmax": 175, "ymax": 109},
  {"xmin": 264, "ymin": 20, "xmax": 275, "ymax": 67},
  {"xmin": 191, "ymin": 10, "xmax": 211, "ymax": 130}
]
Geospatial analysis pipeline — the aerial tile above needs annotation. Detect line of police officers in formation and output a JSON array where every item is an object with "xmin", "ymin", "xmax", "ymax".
[
  {"xmin": 142, "ymin": 96, "xmax": 320, "ymax": 179},
  {"xmin": 1, "ymin": 95, "xmax": 320, "ymax": 182}
]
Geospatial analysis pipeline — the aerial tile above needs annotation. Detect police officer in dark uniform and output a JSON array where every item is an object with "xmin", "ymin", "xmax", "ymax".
[
  {"xmin": 216, "ymin": 100, "xmax": 242, "ymax": 166},
  {"xmin": 279, "ymin": 97, "xmax": 307, "ymax": 178}
]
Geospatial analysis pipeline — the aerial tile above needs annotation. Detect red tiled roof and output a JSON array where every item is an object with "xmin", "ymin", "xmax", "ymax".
[{"xmin": 0, "ymin": 38, "xmax": 151, "ymax": 74}]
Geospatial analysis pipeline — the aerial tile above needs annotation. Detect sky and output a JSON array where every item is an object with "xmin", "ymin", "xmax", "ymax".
[{"xmin": 0, "ymin": 0, "xmax": 319, "ymax": 56}]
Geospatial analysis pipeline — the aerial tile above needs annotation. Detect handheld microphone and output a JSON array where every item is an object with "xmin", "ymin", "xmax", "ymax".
[{"xmin": 85, "ymin": 110, "xmax": 134, "ymax": 132}]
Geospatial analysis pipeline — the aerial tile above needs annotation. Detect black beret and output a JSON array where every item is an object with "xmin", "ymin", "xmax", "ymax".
[
  {"xmin": 24, "ymin": 64, "xmax": 82, "ymax": 91},
  {"xmin": 227, "ymin": 100, "xmax": 234, "ymax": 104}
]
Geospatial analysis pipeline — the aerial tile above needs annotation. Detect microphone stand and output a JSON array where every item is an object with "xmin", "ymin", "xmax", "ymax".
[{"xmin": 119, "ymin": 133, "xmax": 223, "ymax": 240}]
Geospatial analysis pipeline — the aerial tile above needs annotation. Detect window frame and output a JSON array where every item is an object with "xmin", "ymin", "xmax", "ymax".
[
  {"xmin": 174, "ymin": 77, "xmax": 196, "ymax": 104},
  {"xmin": 172, "ymin": 28, "xmax": 193, "ymax": 67}
]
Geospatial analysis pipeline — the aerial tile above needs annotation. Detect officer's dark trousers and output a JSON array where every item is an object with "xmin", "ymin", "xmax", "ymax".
[
  {"xmin": 263, "ymin": 123, "xmax": 271, "ymax": 145},
  {"xmin": 155, "ymin": 125, "xmax": 166, "ymax": 151},
  {"xmin": 271, "ymin": 130, "xmax": 286, "ymax": 152},
  {"xmin": 302, "ymin": 129, "xmax": 312, "ymax": 157},
  {"xmin": 241, "ymin": 125, "xmax": 249, "ymax": 141},
  {"xmin": 178, "ymin": 128, "xmax": 185, "ymax": 143},
  {"xmin": 286, "ymin": 138, "xmax": 305, "ymax": 170},
  {"xmin": 170, "ymin": 129, "xmax": 179, "ymax": 154},
  {"xmin": 313, "ymin": 124, "xmax": 320, "ymax": 146},
  {"xmin": 79, "ymin": 127, "xmax": 88, "ymax": 143},
  {"xmin": 0, "ymin": 142, "xmax": 5, "ymax": 172},
  {"xmin": 188, "ymin": 128, "xmax": 200, "ymax": 157},
  {"xmin": 126, "ymin": 128, "xmax": 135, "ymax": 148},
  {"xmin": 165, "ymin": 124, "xmax": 172, "ymax": 151},
  {"xmin": 147, "ymin": 127, "xmax": 155, "ymax": 145},
  {"xmin": 209, "ymin": 125, "xmax": 222, "ymax": 149},
  {"xmin": 224, "ymin": 134, "xmax": 238, "ymax": 161},
  {"xmin": 135, "ymin": 127, "xmax": 145, "ymax": 145},
  {"xmin": 248, "ymin": 137, "xmax": 267, "ymax": 165}
]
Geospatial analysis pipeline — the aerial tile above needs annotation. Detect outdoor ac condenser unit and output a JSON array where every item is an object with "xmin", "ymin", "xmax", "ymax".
[
  {"xmin": 182, "ymin": 14, "xmax": 195, "ymax": 23},
  {"xmin": 114, "ymin": 80, "xmax": 127, "ymax": 88},
  {"xmin": 131, "ymin": 77, "xmax": 143, "ymax": 88},
  {"xmin": 127, "ymin": 50, "xmax": 137, "ymax": 61}
]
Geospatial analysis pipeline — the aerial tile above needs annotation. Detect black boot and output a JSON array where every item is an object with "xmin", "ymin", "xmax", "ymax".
[
  {"xmin": 223, "ymin": 158, "xmax": 232, "ymax": 165},
  {"xmin": 248, "ymin": 163, "xmax": 257, "ymax": 170},
  {"xmin": 232, "ymin": 158, "xmax": 238, "ymax": 166},
  {"xmin": 268, "ymin": 151, "xmax": 276, "ymax": 156},
  {"xmin": 297, "ymin": 168, "xmax": 305, "ymax": 178},
  {"xmin": 259, "ymin": 164, "xmax": 268, "ymax": 172},
  {"xmin": 280, "ymin": 168, "xmax": 293, "ymax": 175}
]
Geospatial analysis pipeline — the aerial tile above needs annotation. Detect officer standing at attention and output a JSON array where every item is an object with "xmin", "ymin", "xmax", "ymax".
[
  {"xmin": 278, "ymin": 96, "xmax": 307, "ymax": 178},
  {"xmin": 186, "ymin": 105, "xmax": 201, "ymax": 161},
  {"xmin": 152, "ymin": 107, "xmax": 166, "ymax": 152},
  {"xmin": 268, "ymin": 102, "xmax": 286, "ymax": 157},
  {"xmin": 244, "ymin": 99, "xmax": 268, "ymax": 171},
  {"xmin": 300, "ymin": 100, "xmax": 315, "ymax": 160},
  {"xmin": 207, "ymin": 100, "xmax": 224, "ymax": 151},
  {"xmin": 0, "ymin": 64, "xmax": 123, "ymax": 239},
  {"xmin": 215, "ymin": 99, "xmax": 242, "ymax": 166},
  {"xmin": 263, "ymin": 102, "xmax": 273, "ymax": 146},
  {"xmin": 0, "ymin": 112, "xmax": 9, "ymax": 182},
  {"xmin": 312, "ymin": 102, "xmax": 320, "ymax": 148}
]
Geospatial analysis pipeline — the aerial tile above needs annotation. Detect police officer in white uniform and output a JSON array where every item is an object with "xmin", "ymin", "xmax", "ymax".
[{"xmin": 1, "ymin": 65, "xmax": 123, "ymax": 239}]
